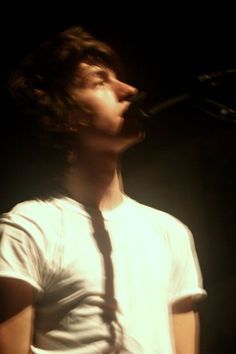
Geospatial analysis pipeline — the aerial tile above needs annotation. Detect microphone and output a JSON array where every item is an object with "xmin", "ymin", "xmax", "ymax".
[
  {"xmin": 125, "ymin": 69, "xmax": 236, "ymax": 124},
  {"xmin": 197, "ymin": 68, "xmax": 236, "ymax": 84},
  {"xmin": 124, "ymin": 92, "xmax": 190, "ymax": 121}
]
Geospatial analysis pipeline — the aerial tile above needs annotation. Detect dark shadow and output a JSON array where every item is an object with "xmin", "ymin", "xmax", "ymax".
[
  {"xmin": 0, "ymin": 277, "xmax": 35, "ymax": 323},
  {"xmin": 84, "ymin": 207, "xmax": 119, "ymax": 347}
]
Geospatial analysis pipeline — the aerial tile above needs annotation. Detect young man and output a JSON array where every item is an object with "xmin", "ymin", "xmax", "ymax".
[{"xmin": 0, "ymin": 26, "xmax": 206, "ymax": 353}]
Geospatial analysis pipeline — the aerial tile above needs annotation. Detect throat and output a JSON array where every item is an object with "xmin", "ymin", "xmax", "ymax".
[{"xmin": 63, "ymin": 159, "xmax": 124, "ymax": 211}]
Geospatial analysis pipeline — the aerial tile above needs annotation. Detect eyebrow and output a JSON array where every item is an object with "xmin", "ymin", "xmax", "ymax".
[{"xmin": 80, "ymin": 65, "xmax": 116, "ymax": 80}]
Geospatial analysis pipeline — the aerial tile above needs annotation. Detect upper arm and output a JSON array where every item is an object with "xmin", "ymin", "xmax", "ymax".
[
  {"xmin": 0, "ymin": 277, "xmax": 36, "ymax": 354},
  {"xmin": 171, "ymin": 297, "xmax": 200, "ymax": 354}
]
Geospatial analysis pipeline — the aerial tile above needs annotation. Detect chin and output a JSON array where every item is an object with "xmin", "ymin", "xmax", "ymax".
[{"xmin": 118, "ymin": 130, "xmax": 146, "ymax": 152}]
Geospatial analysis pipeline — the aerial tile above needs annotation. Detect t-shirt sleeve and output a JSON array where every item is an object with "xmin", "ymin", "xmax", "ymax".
[
  {"xmin": 0, "ymin": 216, "xmax": 43, "ymax": 292},
  {"xmin": 168, "ymin": 225, "xmax": 207, "ymax": 304}
]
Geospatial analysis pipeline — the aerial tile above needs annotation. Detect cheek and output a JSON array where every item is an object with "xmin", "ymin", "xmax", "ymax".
[
  {"xmin": 92, "ymin": 93, "xmax": 118, "ymax": 117},
  {"xmin": 73, "ymin": 91, "xmax": 122, "ymax": 134},
  {"xmin": 91, "ymin": 110, "xmax": 124, "ymax": 135},
  {"xmin": 88, "ymin": 100, "xmax": 123, "ymax": 134}
]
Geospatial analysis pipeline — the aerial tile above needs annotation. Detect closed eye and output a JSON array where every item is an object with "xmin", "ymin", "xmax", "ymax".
[
  {"xmin": 75, "ymin": 64, "xmax": 117, "ymax": 89},
  {"xmin": 91, "ymin": 70, "xmax": 111, "ymax": 87}
]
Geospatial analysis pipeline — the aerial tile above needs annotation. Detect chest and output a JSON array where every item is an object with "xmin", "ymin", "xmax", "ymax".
[{"xmin": 40, "ymin": 216, "xmax": 171, "ymax": 306}]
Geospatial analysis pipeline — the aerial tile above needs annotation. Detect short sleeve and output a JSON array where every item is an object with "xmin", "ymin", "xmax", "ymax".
[
  {"xmin": 0, "ymin": 217, "xmax": 43, "ymax": 292},
  {"xmin": 168, "ymin": 226, "xmax": 207, "ymax": 304}
]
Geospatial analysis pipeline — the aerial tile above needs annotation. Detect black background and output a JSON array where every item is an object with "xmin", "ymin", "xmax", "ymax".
[{"xmin": 0, "ymin": 6, "xmax": 235, "ymax": 353}]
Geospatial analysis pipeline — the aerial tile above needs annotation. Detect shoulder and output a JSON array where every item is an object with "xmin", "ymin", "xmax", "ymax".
[
  {"xmin": 1, "ymin": 198, "xmax": 61, "ymax": 223},
  {"xmin": 0, "ymin": 198, "xmax": 63, "ymax": 246},
  {"xmin": 127, "ymin": 196, "xmax": 192, "ymax": 244}
]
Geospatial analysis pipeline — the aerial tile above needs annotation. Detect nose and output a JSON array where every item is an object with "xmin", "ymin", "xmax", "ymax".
[{"xmin": 114, "ymin": 80, "xmax": 138, "ymax": 101}]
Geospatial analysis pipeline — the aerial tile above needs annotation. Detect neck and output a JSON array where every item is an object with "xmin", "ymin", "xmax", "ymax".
[{"xmin": 63, "ymin": 149, "xmax": 124, "ymax": 211}]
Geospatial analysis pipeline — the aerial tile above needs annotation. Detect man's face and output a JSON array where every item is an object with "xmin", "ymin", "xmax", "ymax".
[{"xmin": 70, "ymin": 62, "xmax": 145, "ymax": 152}]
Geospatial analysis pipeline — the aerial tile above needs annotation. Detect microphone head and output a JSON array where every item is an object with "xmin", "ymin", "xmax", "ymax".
[{"xmin": 124, "ymin": 92, "xmax": 151, "ymax": 121}]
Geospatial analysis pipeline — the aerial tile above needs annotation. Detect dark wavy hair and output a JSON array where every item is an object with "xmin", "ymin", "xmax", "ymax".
[
  {"xmin": 5, "ymin": 26, "xmax": 121, "ymax": 202},
  {"xmin": 9, "ymin": 26, "xmax": 121, "ymax": 133}
]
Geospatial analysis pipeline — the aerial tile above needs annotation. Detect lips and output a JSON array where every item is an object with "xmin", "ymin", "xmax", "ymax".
[
  {"xmin": 119, "ymin": 102, "xmax": 131, "ymax": 118},
  {"xmin": 120, "ymin": 109, "xmax": 144, "ymax": 137}
]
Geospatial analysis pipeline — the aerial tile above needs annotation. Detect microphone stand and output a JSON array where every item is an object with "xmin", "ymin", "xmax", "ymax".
[{"xmin": 126, "ymin": 69, "xmax": 236, "ymax": 124}]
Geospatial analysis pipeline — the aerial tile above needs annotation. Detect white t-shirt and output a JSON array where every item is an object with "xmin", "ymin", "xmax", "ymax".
[{"xmin": 0, "ymin": 195, "xmax": 206, "ymax": 353}]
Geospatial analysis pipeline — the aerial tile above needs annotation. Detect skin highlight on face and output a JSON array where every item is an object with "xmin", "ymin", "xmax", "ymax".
[{"xmin": 69, "ymin": 62, "xmax": 145, "ymax": 153}]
